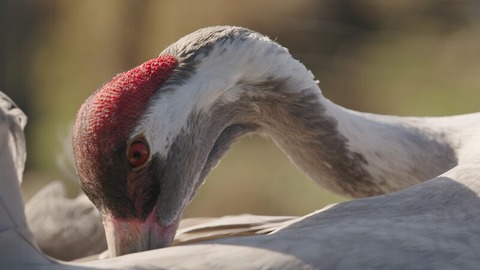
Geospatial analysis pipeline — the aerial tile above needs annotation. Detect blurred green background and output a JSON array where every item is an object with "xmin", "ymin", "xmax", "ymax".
[{"xmin": 1, "ymin": 1, "xmax": 479, "ymax": 218}]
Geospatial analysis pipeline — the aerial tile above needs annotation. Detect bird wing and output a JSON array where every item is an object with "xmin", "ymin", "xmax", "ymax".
[
  {"xmin": 173, "ymin": 214, "xmax": 296, "ymax": 245},
  {"xmin": 0, "ymin": 91, "xmax": 29, "ymax": 233}
]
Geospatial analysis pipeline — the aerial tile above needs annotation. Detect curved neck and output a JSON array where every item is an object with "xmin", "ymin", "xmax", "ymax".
[{"xmin": 201, "ymin": 52, "xmax": 476, "ymax": 197}]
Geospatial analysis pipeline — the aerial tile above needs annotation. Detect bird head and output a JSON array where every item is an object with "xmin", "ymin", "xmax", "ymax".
[
  {"xmin": 72, "ymin": 26, "xmax": 271, "ymax": 256},
  {"xmin": 73, "ymin": 55, "xmax": 180, "ymax": 256}
]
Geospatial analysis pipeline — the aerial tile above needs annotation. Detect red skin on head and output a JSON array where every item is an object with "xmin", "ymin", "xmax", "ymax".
[{"xmin": 87, "ymin": 55, "xmax": 177, "ymax": 137}]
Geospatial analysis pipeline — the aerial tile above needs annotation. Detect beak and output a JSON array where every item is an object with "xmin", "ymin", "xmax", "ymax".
[{"xmin": 102, "ymin": 210, "xmax": 180, "ymax": 257}]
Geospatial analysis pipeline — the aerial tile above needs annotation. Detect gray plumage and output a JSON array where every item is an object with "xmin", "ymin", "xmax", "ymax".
[{"xmin": 2, "ymin": 83, "xmax": 480, "ymax": 269}]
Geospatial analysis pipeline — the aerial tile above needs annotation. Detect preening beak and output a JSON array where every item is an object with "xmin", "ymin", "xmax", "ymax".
[{"xmin": 103, "ymin": 210, "xmax": 180, "ymax": 257}]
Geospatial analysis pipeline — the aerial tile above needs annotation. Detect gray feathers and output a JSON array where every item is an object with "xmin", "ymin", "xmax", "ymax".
[{"xmin": 25, "ymin": 181, "xmax": 107, "ymax": 261}]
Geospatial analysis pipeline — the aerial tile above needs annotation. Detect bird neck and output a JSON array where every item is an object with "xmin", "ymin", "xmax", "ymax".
[
  {"xmin": 209, "ymin": 54, "xmax": 472, "ymax": 197},
  {"xmin": 156, "ymin": 30, "xmax": 478, "ymax": 199}
]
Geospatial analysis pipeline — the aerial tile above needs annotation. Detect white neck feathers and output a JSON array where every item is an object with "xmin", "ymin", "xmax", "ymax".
[{"xmin": 142, "ymin": 29, "xmax": 318, "ymax": 159}]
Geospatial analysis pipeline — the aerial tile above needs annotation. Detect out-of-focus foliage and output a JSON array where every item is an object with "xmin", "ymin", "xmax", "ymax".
[{"xmin": 1, "ymin": 1, "xmax": 479, "ymax": 217}]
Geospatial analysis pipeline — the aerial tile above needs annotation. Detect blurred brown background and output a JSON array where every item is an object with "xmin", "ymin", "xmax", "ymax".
[{"xmin": 1, "ymin": 1, "xmax": 479, "ymax": 218}]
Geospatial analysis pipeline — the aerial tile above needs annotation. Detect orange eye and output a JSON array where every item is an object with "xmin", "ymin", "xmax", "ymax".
[{"xmin": 127, "ymin": 139, "xmax": 150, "ymax": 169}]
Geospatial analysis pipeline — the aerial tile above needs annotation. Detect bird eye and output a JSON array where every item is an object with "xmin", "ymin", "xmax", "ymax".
[{"xmin": 127, "ymin": 139, "xmax": 150, "ymax": 169}]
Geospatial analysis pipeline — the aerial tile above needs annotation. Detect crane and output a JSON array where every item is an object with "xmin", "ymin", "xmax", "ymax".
[{"xmin": 72, "ymin": 26, "xmax": 480, "ymax": 256}]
